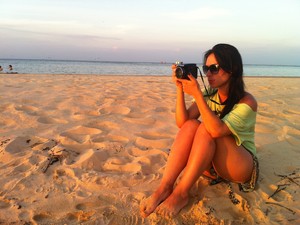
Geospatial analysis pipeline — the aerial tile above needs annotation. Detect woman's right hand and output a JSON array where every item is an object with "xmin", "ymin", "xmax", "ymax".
[{"xmin": 172, "ymin": 64, "xmax": 183, "ymax": 90}]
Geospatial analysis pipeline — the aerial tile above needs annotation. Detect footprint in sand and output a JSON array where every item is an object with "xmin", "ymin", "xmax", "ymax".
[
  {"xmin": 110, "ymin": 214, "xmax": 144, "ymax": 225},
  {"xmin": 154, "ymin": 106, "xmax": 170, "ymax": 113},
  {"xmin": 15, "ymin": 104, "xmax": 39, "ymax": 116},
  {"xmin": 32, "ymin": 212, "xmax": 52, "ymax": 223},
  {"xmin": 75, "ymin": 202, "xmax": 97, "ymax": 210},
  {"xmin": 99, "ymin": 105, "xmax": 131, "ymax": 115},
  {"xmin": 0, "ymin": 199, "xmax": 10, "ymax": 209},
  {"xmin": 74, "ymin": 149, "xmax": 109, "ymax": 171},
  {"xmin": 61, "ymin": 126, "xmax": 102, "ymax": 144},
  {"xmin": 4, "ymin": 136, "xmax": 49, "ymax": 154}
]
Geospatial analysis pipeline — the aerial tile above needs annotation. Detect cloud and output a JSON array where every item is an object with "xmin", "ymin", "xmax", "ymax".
[
  {"xmin": 0, "ymin": 25, "xmax": 121, "ymax": 42},
  {"xmin": 167, "ymin": 7, "xmax": 230, "ymax": 21}
]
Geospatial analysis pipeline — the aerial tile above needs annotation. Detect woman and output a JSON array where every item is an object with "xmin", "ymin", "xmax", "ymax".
[{"xmin": 140, "ymin": 44, "xmax": 259, "ymax": 218}]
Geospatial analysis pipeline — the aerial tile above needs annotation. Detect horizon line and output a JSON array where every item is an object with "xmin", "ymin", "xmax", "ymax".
[{"xmin": 0, "ymin": 58, "xmax": 299, "ymax": 67}]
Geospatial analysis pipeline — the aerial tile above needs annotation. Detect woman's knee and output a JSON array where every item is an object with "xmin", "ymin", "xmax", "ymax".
[
  {"xmin": 195, "ymin": 123, "xmax": 213, "ymax": 139},
  {"xmin": 181, "ymin": 119, "xmax": 200, "ymax": 131}
]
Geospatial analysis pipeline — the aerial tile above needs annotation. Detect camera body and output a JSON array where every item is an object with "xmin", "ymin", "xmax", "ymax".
[{"xmin": 175, "ymin": 62, "xmax": 198, "ymax": 80}]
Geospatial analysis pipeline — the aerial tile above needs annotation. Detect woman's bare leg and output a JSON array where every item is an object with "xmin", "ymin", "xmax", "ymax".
[
  {"xmin": 213, "ymin": 136, "xmax": 253, "ymax": 183},
  {"xmin": 140, "ymin": 120, "xmax": 200, "ymax": 218},
  {"xmin": 156, "ymin": 123, "xmax": 254, "ymax": 218},
  {"xmin": 156, "ymin": 123, "xmax": 215, "ymax": 217}
]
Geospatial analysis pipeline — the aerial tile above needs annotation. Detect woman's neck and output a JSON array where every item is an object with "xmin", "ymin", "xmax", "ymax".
[{"xmin": 217, "ymin": 87, "xmax": 229, "ymax": 104}]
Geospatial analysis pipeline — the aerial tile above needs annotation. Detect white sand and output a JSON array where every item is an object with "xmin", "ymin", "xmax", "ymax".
[{"xmin": 0, "ymin": 74, "xmax": 299, "ymax": 224}]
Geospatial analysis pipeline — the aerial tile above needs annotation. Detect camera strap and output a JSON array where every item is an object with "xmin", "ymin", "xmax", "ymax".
[{"xmin": 197, "ymin": 67, "xmax": 209, "ymax": 96}]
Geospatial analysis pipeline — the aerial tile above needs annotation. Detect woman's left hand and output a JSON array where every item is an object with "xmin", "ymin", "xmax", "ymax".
[{"xmin": 177, "ymin": 74, "xmax": 201, "ymax": 97}]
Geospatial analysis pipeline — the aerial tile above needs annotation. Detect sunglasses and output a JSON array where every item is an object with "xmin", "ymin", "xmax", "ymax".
[{"xmin": 202, "ymin": 64, "xmax": 220, "ymax": 75}]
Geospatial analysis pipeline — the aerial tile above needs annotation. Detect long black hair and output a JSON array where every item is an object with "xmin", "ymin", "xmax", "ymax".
[{"xmin": 204, "ymin": 44, "xmax": 245, "ymax": 118}]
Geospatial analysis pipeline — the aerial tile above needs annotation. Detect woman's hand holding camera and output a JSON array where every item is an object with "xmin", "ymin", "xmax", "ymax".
[
  {"xmin": 180, "ymin": 74, "xmax": 200, "ymax": 97},
  {"xmin": 172, "ymin": 64, "xmax": 183, "ymax": 90},
  {"xmin": 173, "ymin": 68, "xmax": 200, "ymax": 97}
]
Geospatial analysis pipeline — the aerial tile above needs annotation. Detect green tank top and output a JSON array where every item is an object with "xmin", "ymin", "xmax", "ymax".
[{"xmin": 204, "ymin": 89, "xmax": 257, "ymax": 156}]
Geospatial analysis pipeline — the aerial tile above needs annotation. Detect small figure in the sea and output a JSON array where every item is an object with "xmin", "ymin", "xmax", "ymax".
[
  {"xmin": 8, "ymin": 65, "xmax": 13, "ymax": 71},
  {"xmin": 140, "ymin": 43, "xmax": 259, "ymax": 218},
  {"xmin": 0, "ymin": 66, "xmax": 3, "ymax": 73}
]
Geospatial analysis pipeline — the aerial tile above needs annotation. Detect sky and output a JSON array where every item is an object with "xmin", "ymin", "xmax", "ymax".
[{"xmin": 0, "ymin": 0, "xmax": 300, "ymax": 65}]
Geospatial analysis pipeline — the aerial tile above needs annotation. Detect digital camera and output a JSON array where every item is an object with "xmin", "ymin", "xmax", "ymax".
[{"xmin": 175, "ymin": 62, "xmax": 198, "ymax": 80}]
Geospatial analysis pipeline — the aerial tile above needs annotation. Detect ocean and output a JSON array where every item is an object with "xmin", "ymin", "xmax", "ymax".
[{"xmin": 0, "ymin": 59, "xmax": 299, "ymax": 77}]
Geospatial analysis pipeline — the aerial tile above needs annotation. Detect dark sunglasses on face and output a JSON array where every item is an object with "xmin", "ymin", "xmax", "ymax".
[{"xmin": 202, "ymin": 64, "xmax": 220, "ymax": 75}]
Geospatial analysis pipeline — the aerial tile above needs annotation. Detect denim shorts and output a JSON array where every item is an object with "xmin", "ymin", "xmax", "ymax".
[{"xmin": 238, "ymin": 152, "xmax": 259, "ymax": 192}]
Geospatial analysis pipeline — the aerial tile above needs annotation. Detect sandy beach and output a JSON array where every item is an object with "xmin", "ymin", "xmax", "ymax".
[{"xmin": 0, "ymin": 74, "xmax": 299, "ymax": 224}]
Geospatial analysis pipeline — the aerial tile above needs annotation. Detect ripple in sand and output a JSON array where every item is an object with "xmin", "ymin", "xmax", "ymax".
[
  {"xmin": 99, "ymin": 106, "xmax": 131, "ymax": 115},
  {"xmin": 0, "ymin": 117, "xmax": 16, "ymax": 127},
  {"xmin": 61, "ymin": 126, "xmax": 102, "ymax": 144},
  {"xmin": 283, "ymin": 109, "xmax": 300, "ymax": 115},
  {"xmin": 272, "ymin": 99, "xmax": 285, "ymax": 104},
  {"xmin": 135, "ymin": 136, "xmax": 172, "ymax": 149},
  {"xmin": 60, "ymin": 133, "xmax": 90, "ymax": 144},
  {"xmin": 63, "ymin": 126, "xmax": 102, "ymax": 135},
  {"xmin": 85, "ymin": 121, "xmax": 120, "ymax": 134},
  {"xmin": 123, "ymin": 116, "xmax": 156, "ymax": 126},
  {"xmin": 0, "ymin": 103, "xmax": 14, "ymax": 111},
  {"xmin": 256, "ymin": 119, "xmax": 279, "ymax": 133},
  {"xmin": 13, "ymin": 163, "xmax": 32, "ymax": 173},
  {"xmin": 136, "ymin": 131, "xmax": 171, "ymax": 140},
  {"xmin": 280, "ymin": 126, "xmax": 300, "ymax": 146},
  {"xmin": 103, "ymin": 159, "xmax": 142, "ymax": 173},
  {"xmin": 37, "ymin": 116, "xmax": 68, "ymax": 124},
  {"xmin": 15, "ymin": 104, "xmax": 39, "ymax": 115},
  {"xmin": 258, "ymin": 110, "xmax": 275, "ymax": 118},
  {"xmin": 93, "ymin": 135, "xmax": 129, "ymax": 144},
  {"xmin": 134, "ymin": 131, "xmax": 173, "ymax": 149}
]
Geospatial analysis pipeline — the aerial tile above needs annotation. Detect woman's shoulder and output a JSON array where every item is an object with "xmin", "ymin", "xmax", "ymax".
[{"xmin": 239, "ymin": 92, "xmax": 257, "ymax": 112}]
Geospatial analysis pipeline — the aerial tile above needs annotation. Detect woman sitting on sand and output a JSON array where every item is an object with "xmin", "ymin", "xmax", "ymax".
[{"xmin": 140, "ymin": 43, "xmax": 259, "ymax": 218}]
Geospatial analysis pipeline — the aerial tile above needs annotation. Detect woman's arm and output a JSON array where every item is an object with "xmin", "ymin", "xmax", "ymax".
[
  {"xmin": 172, "ymin": 65, "xmax": 200, "ymax": 128},
  {"xmin": 180, "ymin": 75, "xmax": 231, "ymax": 137}
]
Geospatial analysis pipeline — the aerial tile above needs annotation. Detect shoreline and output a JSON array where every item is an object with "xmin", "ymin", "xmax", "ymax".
[
  {"xmin": 2, "ymin": 73, "xmax": 300, "ymax": 78},
  {"xmin": 0, "ymin": 74, "xmax": 299, "ymax": 224}
]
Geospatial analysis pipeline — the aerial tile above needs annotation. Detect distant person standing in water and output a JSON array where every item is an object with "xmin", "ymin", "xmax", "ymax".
[{"xmin": 0, "ymin": 66, "xmax": 3, "ymax": 73}]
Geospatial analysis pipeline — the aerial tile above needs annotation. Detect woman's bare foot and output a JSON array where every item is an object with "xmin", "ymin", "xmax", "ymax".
[
  {"xmin": 155, "ymin": 190, "xmax": 189, "ymax": 218},
  {"xmin": 140, "ymin": 185, "xmax": 173, "ymax": 218}
]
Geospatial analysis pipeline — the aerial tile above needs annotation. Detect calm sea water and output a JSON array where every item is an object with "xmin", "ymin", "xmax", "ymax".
[{"xmin": 0, "ymin": 59, "xmax": 299, "ymax": 77}]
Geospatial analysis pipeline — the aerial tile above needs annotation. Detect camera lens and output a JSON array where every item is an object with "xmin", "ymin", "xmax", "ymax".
[{"xmin": 175, "ymin": 67, "xmax": 184, "ymax": 78}]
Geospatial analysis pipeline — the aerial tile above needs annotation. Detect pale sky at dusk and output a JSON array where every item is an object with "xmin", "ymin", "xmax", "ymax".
[{"xmin": 1, "ymin": 0, "xmax": 300, "ymax": 65}]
